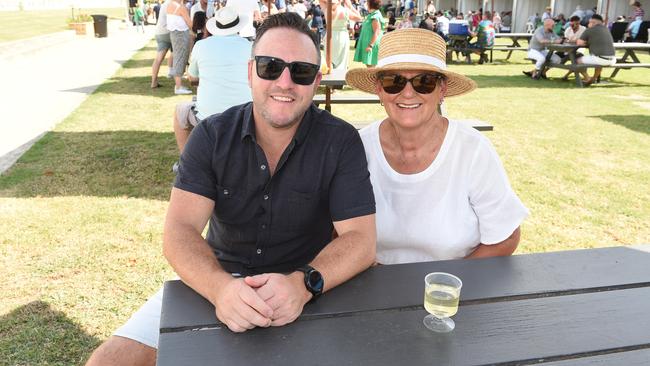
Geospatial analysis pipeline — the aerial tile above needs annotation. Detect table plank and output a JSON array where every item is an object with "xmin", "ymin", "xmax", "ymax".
[
  {"xmin": 540, "ymin": 349, "xmax": 650, "ymax": 365},
  {"xmin": 157, "ymin": 286, "xmax": 650, "ymax": 366},
  {"xmin": 160, "ymin": 246, "xmax": 650, "ymax": 332}
]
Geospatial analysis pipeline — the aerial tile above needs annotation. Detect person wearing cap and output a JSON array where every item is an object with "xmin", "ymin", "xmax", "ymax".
[
  {"xmin": 85, "ymin": 12, "xmax": 376, "ymax": 366},
  {"xmin": 576, "ymin": 14, "xmax": 616, "ymax": 85},
  {"xmin": 173, "ymin": 6, "xmax": 253, "ymax": 154},
  {"xmin": 346, "ymin": 29, "xmax": 528, "ymax": 264}
]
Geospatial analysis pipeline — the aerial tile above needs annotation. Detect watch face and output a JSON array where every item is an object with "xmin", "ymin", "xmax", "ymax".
[{"xmin": 307, "ymin": 270, "xmax": 324, "ymax": 292}]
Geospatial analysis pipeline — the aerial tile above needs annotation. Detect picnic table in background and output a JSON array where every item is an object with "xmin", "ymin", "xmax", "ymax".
[
  {"xmin": 157, "ymin": 245, "xmax": 650, "ymax": 366},
  {"xmin": 542, "ymin": 43, "xmax": 650, "ymax": 87},
  {"xmin": 491, "ymin": 33, "xmax": 532, "ymax": 61}
]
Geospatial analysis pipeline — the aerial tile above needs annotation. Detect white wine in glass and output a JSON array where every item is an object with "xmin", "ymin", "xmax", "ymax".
[{"xmin": 423, "ymin": 272, "xmax": 462, "ymax": 332}]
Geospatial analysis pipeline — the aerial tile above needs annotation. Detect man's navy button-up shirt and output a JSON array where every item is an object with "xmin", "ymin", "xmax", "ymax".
[{"xmin": 175, "ymin": 102, "xmax": 375, "ymax": 275}]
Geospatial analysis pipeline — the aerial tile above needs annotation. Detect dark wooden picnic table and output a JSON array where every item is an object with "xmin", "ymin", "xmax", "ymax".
[
  {"xmin": 157, "ymin": 245, "xmax": 650, "ymax": 366},
  {"xmin": 609, "ymin": 42, "xmax": 650, "ymax": 78}
]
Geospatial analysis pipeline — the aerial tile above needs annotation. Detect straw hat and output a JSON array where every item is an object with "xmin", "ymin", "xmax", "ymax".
[
  {"xmin": 206, "ymin": 6, "xmax": 249, "ymax": 36},
  {"xmin": 346, "ymin": 29, "xmax": 477, "ymax": 97}
]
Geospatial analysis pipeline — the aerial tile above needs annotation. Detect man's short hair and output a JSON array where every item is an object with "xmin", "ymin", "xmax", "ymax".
[
  {"xmin": 590, "ymin": 14, "xmax": 604, "ymax": 22},
  {"xmin": 633, "ymin": 1, "xmax": 641, "ymax": 7},
  {"xmin": 570, "ymin": 15, "xmax": 581, "ymax": 22},
  {"xmin": 252, "ymin": 13, "xmax": 320, "ymax": 64}
]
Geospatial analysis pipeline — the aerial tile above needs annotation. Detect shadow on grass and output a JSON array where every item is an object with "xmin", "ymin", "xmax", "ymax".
[
  {"xmin": 0, "ymin": 301, "xmax": 101, "ymax": 365},
  {"xmin": 118, "ymin": 58, "xmax": 158, "ymax": 69},
  {"xmin": 593, "ymin": 114, "xmax": 650, "ymax": 135},
  {"xmin": 63, "ymin": 76, "xmax": 180, "ymax": 98},
  {"xmin": 0, "ymin": 130, "xmax": 177, "ymax": 200}
]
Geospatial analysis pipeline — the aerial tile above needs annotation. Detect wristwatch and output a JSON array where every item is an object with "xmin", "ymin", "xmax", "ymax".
[{"xmin": 296, "ymin": 265, "xmax": 324, "ymax": 302}]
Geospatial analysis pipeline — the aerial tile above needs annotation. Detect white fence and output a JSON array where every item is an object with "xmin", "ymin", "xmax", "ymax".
[{"xmin": 0, "ymin": 0, "xmax": 126, "ymax": 11}]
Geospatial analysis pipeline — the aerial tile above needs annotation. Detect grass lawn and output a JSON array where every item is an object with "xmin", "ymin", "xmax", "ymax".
[
  {"xmin": 0, "ymin": 8, "xmax": 127, "ymax": 42},
  {"xmin": 1, "ymin": 40, "xmax": 649, "ymax": 364}
]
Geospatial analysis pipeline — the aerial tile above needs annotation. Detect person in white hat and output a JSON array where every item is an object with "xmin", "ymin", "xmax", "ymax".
[
  {"xmin": 346, "ymin": 28, "xmax": 528, "ymax": 265},
  {"xmin": 173, "ymin": 5, "xmax": 253, "ymax": 154}
]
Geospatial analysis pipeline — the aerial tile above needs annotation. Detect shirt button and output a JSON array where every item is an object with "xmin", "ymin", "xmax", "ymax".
[
  {"xmin": 261, "ymin": 224, "xmax": 267, "ymax": 229},
  {"xmin": 256, "ymin": 249, "xmax": 262, "ymax": 255},
  {"xmin": 260, "ymin": 164, "xmax": 267, "ymax": 170},
  {"xmin": 263, "ymin": 194, "xmax": 269, "ymax": 200},
  {"xmin": 223, "ymin": 189, "xmax": 229, "ymax": 195}
]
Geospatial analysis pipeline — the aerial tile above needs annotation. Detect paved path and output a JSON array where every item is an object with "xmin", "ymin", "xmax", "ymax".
[{"xmin": 0, "ymin": 23, "xmax": 155, "ymax": 174}]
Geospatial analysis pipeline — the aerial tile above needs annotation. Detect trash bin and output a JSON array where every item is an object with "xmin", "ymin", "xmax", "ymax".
[{"xmin": 91, "ymin": 14, "xmax": 108, "ymax": 38}]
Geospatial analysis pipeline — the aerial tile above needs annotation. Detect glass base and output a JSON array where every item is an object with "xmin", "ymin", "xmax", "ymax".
[{"xmin": 423, "ymin": 314, "xmax": 455, "ymax": 333}]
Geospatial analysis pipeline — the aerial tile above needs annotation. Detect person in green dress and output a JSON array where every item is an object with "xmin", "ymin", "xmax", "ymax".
[{"xmin": 353, "ymin": 0, "xmax": 385, "ymax": 67}]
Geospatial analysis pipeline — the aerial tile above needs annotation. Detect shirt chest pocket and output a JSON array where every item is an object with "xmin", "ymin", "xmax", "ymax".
[
  {"xmin": 277, "ymin": 190, "xmax": 322, "ymax": 232},
  {"xmin": 214, "ymin": 185, "xmax": 254, "ymax": 224}
]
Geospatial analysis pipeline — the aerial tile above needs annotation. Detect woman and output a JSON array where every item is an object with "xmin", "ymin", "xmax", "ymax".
[
  {"xmin": 354, "ymin": 0, "xmax": 385, "ymax": 67},
  {"xmin": 320, "ymin": 0, "xmax": 363, "ymax": 72},
  {"xmin": 191, "ymin": 10, "xmax": 210, "ymax": 45},
  {"xmin": 167, "ymin": 0, "xmax": 193, "ymax": 94},
  {"xmin": 346, "ymin": 29, "xmax": 528, "ymax": 264}
]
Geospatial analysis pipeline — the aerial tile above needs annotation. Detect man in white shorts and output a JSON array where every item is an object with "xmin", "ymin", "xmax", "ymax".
[
  {"xmin": 172, "ymin": 6, "xmax": 252, "ymax": 154},
  {"xmin": 576, "ymin": 13, "xmax": 616, "ymax": 85},
  {"xmin": 523, "ymin": 19, "xmax": 562, "ymax": 80}
]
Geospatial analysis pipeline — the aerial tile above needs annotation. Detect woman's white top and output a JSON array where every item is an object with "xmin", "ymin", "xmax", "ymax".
[
  {"xmin": 166, "ymin": 1, "xmax": 189, "ymax": 32},
  {"xmin": 359, "ymin": 119, "xmax": 529, "ymax": 264}
]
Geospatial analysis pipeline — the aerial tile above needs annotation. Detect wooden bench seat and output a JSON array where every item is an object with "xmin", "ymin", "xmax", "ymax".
[{"xmin": 313, "ymin": 94, "xmax": 380, "ymax": 106}]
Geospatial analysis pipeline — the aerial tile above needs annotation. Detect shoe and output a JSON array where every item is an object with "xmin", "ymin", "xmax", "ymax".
[
  {"xmin": 174, "ymin": 87, "xmax": 193, "ymax": 95},
  {"xmin": 172, "ymin": 162, "xmax": 179, "ymax": 174},
  {"xmin": 522, "ymin": 71, "xmax": 533, "ymax": 78},
  {"xmin": 540, "ymin": 73, "xmax": 548, "ymax": 80},
  {"xmin": 151, "ymin": 82, "xmax": 162, "ymax": 89},
  {"xmin": 532, "ymin": 72, "xmax": 541, "ymax": 80}
]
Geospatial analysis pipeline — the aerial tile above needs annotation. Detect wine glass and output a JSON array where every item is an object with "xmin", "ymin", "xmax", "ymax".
[{"xmin": 423, "ymin": 272, "xmax": 462, "ymax": 333}]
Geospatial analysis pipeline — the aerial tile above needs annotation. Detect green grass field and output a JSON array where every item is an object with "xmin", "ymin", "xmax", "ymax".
[
  {"xmin": 0, "ymin": 41, "xmax": 649, "ymax": 364},
  {"xmin": 0, "ymin": 8, "xmax": 127, "ymax": 42}
]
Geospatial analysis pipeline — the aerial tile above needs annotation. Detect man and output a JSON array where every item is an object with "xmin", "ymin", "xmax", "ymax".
[
  {"xmin": 173, "ymin": 6, "xmax": 252, "ymax": 154},
  {"xmin": 190, "ymin": 0, "xmax": 215, "ymax": 21},
  {"xmin": 418, "ymin": 12, "xmax": 435, "ymax": 32},
  {"xmin": 576, "ymin": 14, "xmax": 616, "ymax": 85},
  {"xmin": 564, "ymin": 14, "xmax": 585, "ymax": 42},
  {"xmin": 467, "ymin": 11, "xmax": 495, "ymax": 64},
  {"xmin": 523, "ymin": 18, "xmax": 562, "ymax": 80},
  {"xmin": 229, "ymin": 0, "xmax": 262, "ymax": 40},
  {"xmin": 150, "ymin": 0, "xmax": 173, "ymax": 89},
  {"xmin": 84, "ymin": 13, "xmax": 376, "ymax": 366},
  {"xmin": 290, "ymin": 0, "xmax": 308, "ymax": 19}
]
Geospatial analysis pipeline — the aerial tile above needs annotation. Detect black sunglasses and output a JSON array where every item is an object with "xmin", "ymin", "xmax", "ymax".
[
  {"xmin": 377, "ymin": 73, "xmax": 444, "ymax": 94},
  {"xmin": 254, "ymin": 56, "xmax": 320, "ymax": 86}
]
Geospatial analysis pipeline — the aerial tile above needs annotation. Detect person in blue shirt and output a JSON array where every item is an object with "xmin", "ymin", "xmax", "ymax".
[
  {"xmin": 626, "ymin": 16, "xmax": 643, "ymax": 40},
  {"xmin": 173, "ymin": 6, "xmax": 253, "ymax": 153}
]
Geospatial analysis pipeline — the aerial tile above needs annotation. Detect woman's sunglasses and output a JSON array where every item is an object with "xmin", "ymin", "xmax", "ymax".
[
  {"xmin": 377, "ymin": 73, "xmax": 444, "ymax": 94},
  {"xmin": 254, "ymin": 56, "xmax": 320, "ymax": 86}
]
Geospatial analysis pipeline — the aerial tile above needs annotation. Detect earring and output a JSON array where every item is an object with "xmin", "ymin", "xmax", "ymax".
[{"xmin": 380, "ymin": 101, "xmax": 384, "ymax": 106}]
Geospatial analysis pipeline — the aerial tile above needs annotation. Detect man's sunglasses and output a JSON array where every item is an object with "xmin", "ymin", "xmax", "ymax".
[
  {"xmin": 377, "ymin": 73, "xmax": 444, "ymax": 94},
  {"xmin": 254, "ymin": 56, "xmax": 320, "ymax": 86}
]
